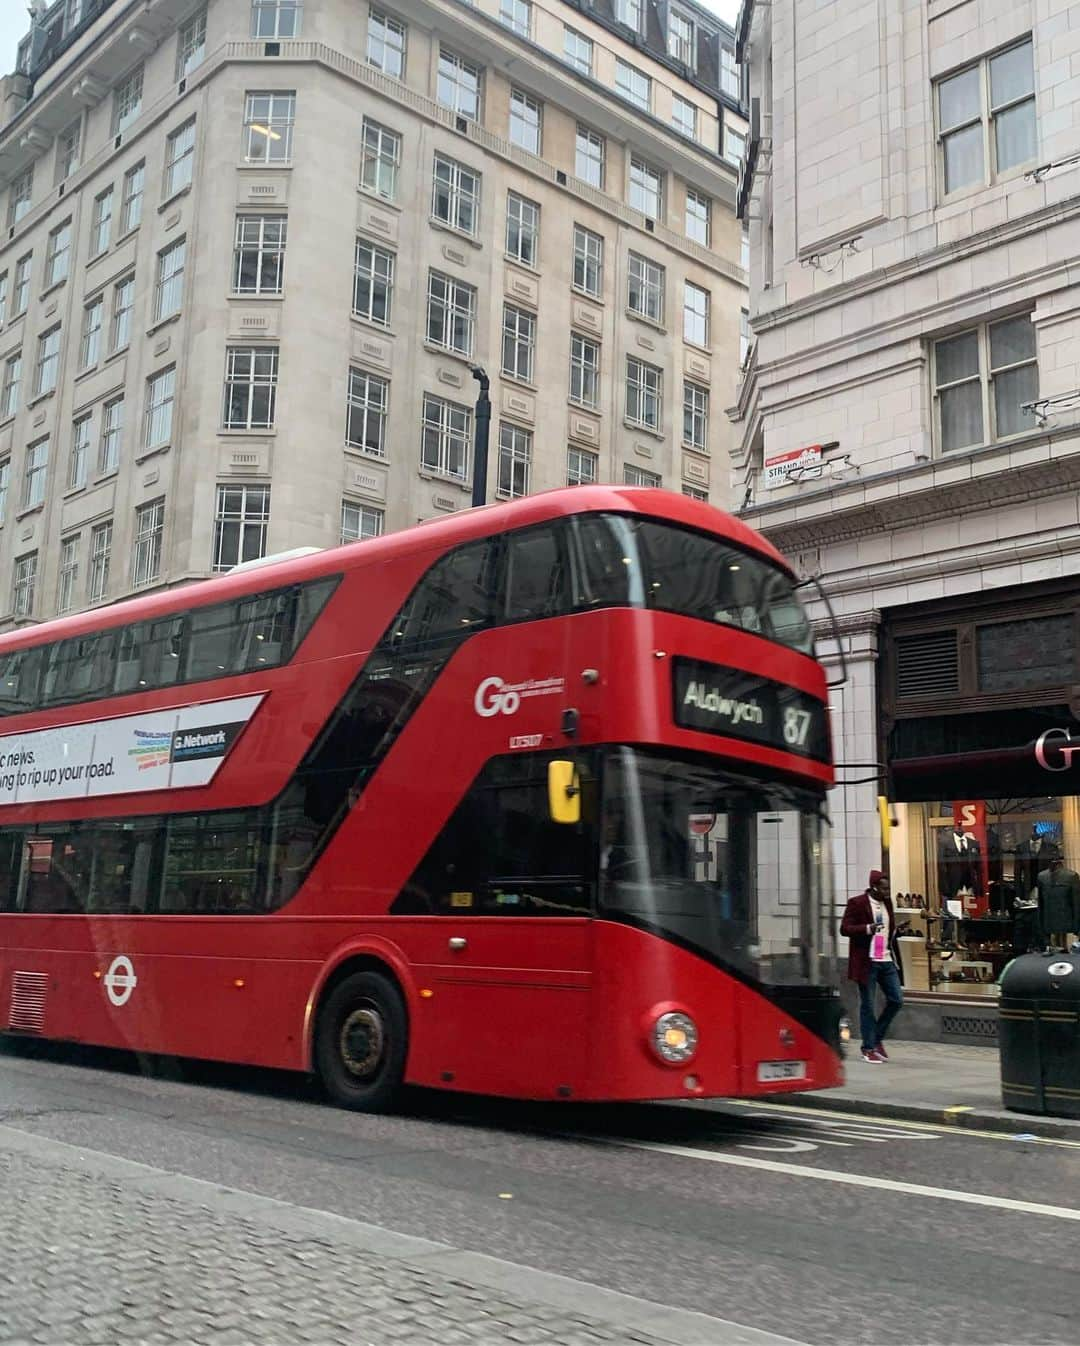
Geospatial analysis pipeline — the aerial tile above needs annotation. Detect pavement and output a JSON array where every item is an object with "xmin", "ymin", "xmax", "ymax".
[{"xmin": 787, "ymin": 1039, "xmax": 1080, "ymax": 1139}]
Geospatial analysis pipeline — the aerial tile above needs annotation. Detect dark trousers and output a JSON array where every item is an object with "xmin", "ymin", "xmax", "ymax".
[{"xmin": 859, "ymin": 961, "xmax": 904, "ymax": 1051}]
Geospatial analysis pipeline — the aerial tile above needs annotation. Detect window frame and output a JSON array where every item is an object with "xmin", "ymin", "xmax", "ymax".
[
  {"xmin": 625, "ymin": 356, "xmax": 663, "ymax": 432},
  {"xmin": 22, "ymin": 436, "xmax": 48, "ymax": 510},
  {"xmin": 931, "ymin": 313, "xmax": 1038, "ymax": 454},
  {"xmin": 144, "ymin": 366, "xmax": 176, "ymax": 450},
  {"xmin": 250, "ymin": 0, "xmax": 303, "ymax": 40},
  {"xmin": 500, "ymin": 0, "xmax": 531, "ymax": 38},
  {"xmin": 132, "ymin": 497, "xmax": 166, "ymax": 588},
  {"xmin": 44, "ymin": 220, "xmax": 72, "ymax": 288},
  {"xmin": 627, "ymin": 252, "xmax": 665, "ymax": 325},
  {"xmin": 1, "ymin": 353, "xmax": 21, "ymax": 420},
  {"xmin": 501, "ymin": 304, "xmax": 536, "ymax": 384},
  {"xmin": 213, "ymin": 484, "xmax": 271, "ymax": 572},
  {"xmin": 615, "ymin": 60, "xmax": 650, "ymax": 111},
  {"xmin": 683, "ymin": 280, "xmax": 710, "ymax": 348},
  {"xmin": 176, "ymin": 8, "xmax": 207, "ymax": 82},
  {"xmin": 69, "ymin": 413, "xmax": 91, "ymax": 489},
  {"xmin": 505, "ymin": 192, "xmax": 539, "ymax": 267},
  {"xmin": 79, "ymin": 296, "xmax": 104, "ymax": 370},
  {"xmin": 563, "ymin": 28, "xmax": 593, "ymax": 75},
  {"xmin": 154, "ymin": 237, "xmax": 187, "ymax": 322},
  {"xmin": 497, "ymin": 423, "xmax": 531, "ymax": 499},
  {"xmin": 421, "ymin": 393, "xmax": 471, "ymax": 482},
  {"xmin": 367, "ymin": 9, "xmax": 406, "ymax": 78},
  {"xmin": 7, "ymin": 167, "xmax": 33, "ymax": 230},
  {"xmin": 683, "ymin": 380, "xmax": 709, "ymax": 452},
  {"xmin": 233, "ymin": 214, "xmax": 287, "ymax": 296},
  {"xmin": 352, "ymin": 239, "xmax": 395, "ymax": 327},
  {"xmin": 120, "ymin": 162, "xmax": 145, "ymax": 235},
  {"xmin": 672, "ymin": 94, "xmax": 697, "ymax": 139},
  {"xmin": 57, "ymin": 535, "xmax": 80, "ymax": 614},
  {"xmin": 341, "ymin": 500, "xmax": 384, "ymax": 543},
  {"xmin": 575, "ymin": 125, "xmax": 605, "ymax": 189},
  {"xmin": 572, "ymin": 225, "xmax": 603, "ymax": 298},
  {"xmin": 360, "ymin": 118, "xmax": 402, "ymax": 200},
  {"xmin": 426, "ymin": 271, "xmax": 476, "ymax": 357},
  {"xmin": 629, "ymin": 155, "xmax": 665, "ymax": 222},
  {"xmin": 345, "ymin": 367, "xmax": 389, "ymax": 457},
  {"xmin": 99, "ymin": 397, "xmax": 124, "ymax": 474},
  {"xmin": 34, "ymin": 327, "xmax": 61, "ymax": 398},
  {"xmin": 437, "ymin": 48, "xmax": 482, "ymax": 122},
  {"xmin": 569, "ymin": 332, "xmax": 600, "ymax": 410},
  {"xmin": 431, "ymin": 153, "xmax": 480, "ymax": 236},
  {"xmin": 243, "ymin": 90, "xmax": 296, "ymax": 164},
  {"xmin": 624, "ymin": 463, "xmax": 661, "ymax": 488},
  {"xmin": 56, "ymin": 118, "xmax": 82, "ymax": 183},
  {"xmin": 509, "ymin": 88, "xmax": 542, "ymax": 155},
  {"xmin": 113, "ymin": 65, "xmax": 144, "ymax": 135},
  {"xmin": 567, "ymin": 446, "xmax": 597, "ymax": 486},
  {"xmin": 91, "ymin": 187, "xmax": 113, "ymax": 257},
  {"xmin": 12, "ymin": 552, "xmax": 37, "ymax": 618},
  {"xmin": 935, "ymin": 38, "xmax": 1037, "ymax": 199},
  {"xmin": 222, "ymin": 346, "xmax": 279, "ymax": 431},
  {"xmin": 110, "ymin": 275, "xmax": 135, "ymax": 353},
  {"xmin": 164, "ymin": 118, "xmax": 197, "ymax": 198}
]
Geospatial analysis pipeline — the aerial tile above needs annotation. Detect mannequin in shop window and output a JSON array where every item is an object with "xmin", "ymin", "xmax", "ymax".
[
  {"xmin": 1014, "ymin": 827, "xmax": 1060, "ymax": 900},
  {"xmin": 936, "ymin": 823, "xmax": 983, "ymax": 906},
  {"xmin": 1035, "ymin": 856, "xmax": 1080, "ymax": 950}
]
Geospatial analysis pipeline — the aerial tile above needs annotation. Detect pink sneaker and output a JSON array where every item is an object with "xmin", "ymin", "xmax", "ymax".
[{"xmin": 860, "ymin": 1048, "xmax": 884, "ymax": 1064}]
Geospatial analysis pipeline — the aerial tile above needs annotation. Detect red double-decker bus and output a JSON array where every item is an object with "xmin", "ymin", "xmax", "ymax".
[{"xmin": 0, "ymin": 487, "xmax": 842, "ymax": 1110}]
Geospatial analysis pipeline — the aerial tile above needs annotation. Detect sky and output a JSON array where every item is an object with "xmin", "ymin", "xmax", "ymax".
[{"xmin": 0, "ymin": 0, "xmax": 741, "ymax": 80}]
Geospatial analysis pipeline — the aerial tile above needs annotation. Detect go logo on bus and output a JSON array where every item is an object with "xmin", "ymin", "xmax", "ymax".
[{"xmin": 474, "ymin": 676, "xmax": 521, "ymax": 717}]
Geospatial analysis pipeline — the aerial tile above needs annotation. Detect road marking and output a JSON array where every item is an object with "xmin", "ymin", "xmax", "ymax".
[{"xmin": 595, "ymin": 1138, "xmax": 1080, "ymax": 1223}]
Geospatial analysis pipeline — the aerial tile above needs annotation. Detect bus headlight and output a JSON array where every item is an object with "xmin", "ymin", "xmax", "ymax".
[{"xmin": 651, "ymin": 1012, "xmax": 698, "ymax": 1064}]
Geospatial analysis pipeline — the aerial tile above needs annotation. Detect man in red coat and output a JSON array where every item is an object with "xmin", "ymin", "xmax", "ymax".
[{"xmin": 840, "ymin": 869, "xmax": 903, "ymax": 1063}]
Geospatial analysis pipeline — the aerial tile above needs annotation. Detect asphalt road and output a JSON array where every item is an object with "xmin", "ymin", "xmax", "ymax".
[{"xmin": 2, "ymin": 1039, "xmax": 1078, "ymax": 1346}]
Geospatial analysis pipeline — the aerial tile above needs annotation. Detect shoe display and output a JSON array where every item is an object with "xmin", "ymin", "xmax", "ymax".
[{"xmin": 860, "ymin": 1048, "xmax": 884, "ymax": 1063}]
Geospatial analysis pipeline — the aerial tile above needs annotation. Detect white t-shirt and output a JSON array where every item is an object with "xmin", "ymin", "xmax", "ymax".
[{"xmin": 868, "ymin": 895, "xmax": 892, "ymax": 963}]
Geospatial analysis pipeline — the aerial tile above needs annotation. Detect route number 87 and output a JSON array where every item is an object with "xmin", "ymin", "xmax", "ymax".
[{"xmin": 783, "ymin": 707, "xmax": 812, "ymax": 748}]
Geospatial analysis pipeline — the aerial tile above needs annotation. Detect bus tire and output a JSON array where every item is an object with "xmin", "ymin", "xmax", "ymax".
[{"xmin": 314, "ymin": 970, "xmax": 408, "ymax": 1113}]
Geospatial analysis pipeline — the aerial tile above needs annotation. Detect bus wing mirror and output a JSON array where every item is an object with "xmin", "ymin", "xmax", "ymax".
[
  {"xmin": 548, "ymin": 760, "xmax": 581, "ymax": 825},
  {"xmin": 795, "ymin": 574, "xmax": 848, "ymax": 688}
]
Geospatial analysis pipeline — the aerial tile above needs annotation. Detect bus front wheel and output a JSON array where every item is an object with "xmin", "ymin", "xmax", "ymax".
[{"xmin": 314, "ymin": 971, "xmax": 408, "ymax": 1112}]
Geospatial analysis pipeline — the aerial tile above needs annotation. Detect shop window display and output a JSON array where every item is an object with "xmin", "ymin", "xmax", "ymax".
[{"xmin": 889, "ymin": 797, "xmax": 1079, "ymax": 996}]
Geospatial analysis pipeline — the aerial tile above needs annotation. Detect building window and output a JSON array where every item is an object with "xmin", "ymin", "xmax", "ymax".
[
  {"xmin": 432, "ymin": 154, "xmax": 480, "ymax": 235},
  {"xmin": 0, "ymin": 272, "xmax": 6, "ymax": 327},
  {"xmin": 154, "ymin": 238, "xmax": 186, "ymax": 322},
  {"xmin": 144, "ymin": 367, "xmax": 176, "ymax": 449},
  {"xmin": 624, "ymin": 464, "xmax": 661, "ymax": 488},
  {"xmin": 1, "ymin": 353, "xmax": 20, "ymax": 420},
  {"xmin": 427, "ymin": 272, "xmax": 476, "ymax": 356},
  {"xmin": 628, "ymin": 253, "xmax": 664, "ymax": 323},
  {"xmin": 615, "ymin": 60, "xmax": 650, "ymax": 111},
  {"xmin": 421, "ymin": 394, "xmax": 471, "ymax": 480},
  {"xmin": 575, "ymin": 126, "xmax": 604, "ymax": 189},
  {"xmin": 724, "ymin": 124, "xmax": 746, "ymax": 167},
  {"xmin": 352, "ymin": 240, "xmax": 395, "ymax": 326},
  {"xmin": 34, "ymin": 328, "xmax": 61, "ymax": 398},
  {"xmin": 367, "ymin": 9, "xmax": 406, "ymax": 78},
  {"xmin": 361, "ymin": 119, "xmax": 401, "ymax": 199},
  {"xmin": 569, "ymin": 333, "xmax": 600, "ymax": 409},
  {"xmin": 56, "ymin": 119, "xmax": 81, "ymax": 182},
  {"xmin": 243, "ymin": 91, "xmax": 295, "ymax": 163},
  {"xmin": 629, "ymin": 156, "xmax": 664, "ymax": 221},
  {"xmin": 8, "ymin": 167, "xmax": 32, "ymax": 229},
  {"xmin": 120, "ymin": 162, "xmax": 144, "ymax": 234},
  {"xmin": 437, "ymin": 49, "xmax": 481, "ymax": 122},
  {"xmin": 164, "ymin": 119, "xmax": 196, "ymax": 197},
  {"xmin": 669, "ymin": 11, "xmax": 696, "ymax": 67},
  {"xmin": 567, "ymin": 447, "xmax": 597, "ymax": 486},
  {"xmin": 933, "ymin": 314, "xmax": 1038, "ymax": 452},
  {"xmin": 684, "ymin": 281, "xmax": 710, "ymax": 347},
  {"xmin": 22, "ymin": 437, "xmax": 48, "ymax": 509},
  {"xmin": 111, "ymin": 275, "xmax": 134, "ymax": 352},
  {"xmin": 505, "ymin": 193, "xmax": 539, "ymax": 266},
  {"xmin": 672, "ymin": 96, "xmax": 697, "ymax": 139},
  {"xmin": 626, "ymin": 357, "xmax": 662, "ymax": 430},
  {"xmin": 69, "ymin": 413, "xmax": 91, "ymax": 489},
  {"xmin": 720, "ymin": 47, "xmax": 740, "ymax": 99},
  {"xmin": 114, "ymin": 66, "xmax": 143, "ymax": 134},
  {"xmin": 91, "ymin": 188, "xmax": 113, "ymax": 256},
  {"xmin": 12, "ymin": 552, "xmax": 37, "ymax": 618},
  {"xmin": 99, "ymin": 397, "xmax": 124, "ymax": 473},
  {"xmin": 502, "ymin": 305, "xmax": 535, "ymax": 383},
  {"xmin": 497, "ymin": 424, "xmax": 531, "ymax": 498},
  {"xmin": 739, "ymin": 308, "xmax": 750, "ymax": 366},
  {"xmin": 88, "ymin": 523, "xmax": 112, "ymax": 602},
  {"xmin": 57, "ymin": 535, "xmax": 80, "ymax": 614},
  {"xmin": 233, "ymin": 215, "xmax": 287, "ymax": 295},
  {"xmin": 79, "ymin": 296, "xmax": 103, "ymax": 369},
  {"xmin": 685, "ymin": 190, "xmax": 710, "ymax": 246},
  {"xmin": 741, "ymin": 228, "xmax": 750, "ymax": 273},
  {"xmin": 341, "ymin": 500, "xmax": 384, "ymax": 543},
  {"xmin": 132, "ymin": 497, "xmax": 165, "ymax": 587},
  {"xmin": 176, "ymin": 8, "xmax": 207, "ymax": 81},
  {"xmin": 12, "ymin": 254, "xmax": 31, "ymax": 316},
  {"xmin": 563, "ymin": 28, "xmax": 592, "ymax": 75},
  {"xmin": 251, "ymin": 0, "xmax": 302, "ymax": 38},
  {"xmin": 345, "ymin": 368, "xmax": 388, "ymax": 456},
  {"xmin": 615, "ymin": 0, "xmax": 641, "ymax": 30},
  {"xmin": 938, "ymin": 40, "xmax": 1035, "ymax": 195},
  {"xmin": 509, "ymin": 89, "xmax": 542, "ymax": 154},
  {"xmin": 0, "ymin": 459, "xmax": 8, "ymax": 520},
  {"xmin": 572, "ymin": 225, "xmax": 602, "ymax": 297},
  {"xmin": 683, "ymin": 381, "xmax": 709, "ymax": 450},
  {"xmin": 500, "ymin": 0, "xmax": 530, "ymax": 37},
  {"xmin": 682, "ymin": 484, "xmax": 708, "ymax": 502},
  {"xmin": 223, "ymin": 347, "xmax": 279, "ymax": 430},
  {"xmin": 44, "ymin": 221, "xmax": 72, "ymax": 288},
  {"xmin": 213, "ymin": 485, "xmax": 270, "ymax": 571}
]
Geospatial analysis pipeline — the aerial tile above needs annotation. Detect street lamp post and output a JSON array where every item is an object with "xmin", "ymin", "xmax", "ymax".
[{"xmin": 471, "ymin": 365, "xmax": 491, "ymax": 509}]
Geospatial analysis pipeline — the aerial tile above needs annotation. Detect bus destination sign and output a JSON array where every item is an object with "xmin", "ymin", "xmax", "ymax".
[{"xmin": 672, "ymin": 658, "xmax": 830, "ymax": 763}]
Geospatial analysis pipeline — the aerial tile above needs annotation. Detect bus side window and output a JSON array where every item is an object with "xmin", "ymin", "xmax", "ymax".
[
  {"xmin": 503, "ymin": 526, "xmax": 569, "ymax": 624},
  {"xmin": 392, "ymin": 539, "xmax": 503, "ymax": 651},
  {"xmin": 114, "ymin": 617, "xmax": 186, "ymax": 694},
  {"xmin": 0, "ymin": 647, "xmax": 43, "ymax": 715},
  {"xmin": 42, "ymin": 631, "xmax": 118, "ymax": 706},
  {"xmin": 570, "ymin": 516, "xmax": 639, "ymax": 609},
  {"xmin": 186, "ymin": 600, "xmax": 241, "ymax": 682},
  {"xmin": 0, "ymin": 831, "xmax": 23, "ymax": 912}
]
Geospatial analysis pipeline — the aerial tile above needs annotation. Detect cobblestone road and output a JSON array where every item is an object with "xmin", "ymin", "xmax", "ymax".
[{"xmin": 0, "ymin": 1146, "xmax": 675, "ymax": 1346}]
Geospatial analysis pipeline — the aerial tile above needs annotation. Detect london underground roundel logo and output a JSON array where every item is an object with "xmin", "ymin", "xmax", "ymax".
[{"xmin": 103, "ymin": 955, "xmax": 138, "ymax": 1007}]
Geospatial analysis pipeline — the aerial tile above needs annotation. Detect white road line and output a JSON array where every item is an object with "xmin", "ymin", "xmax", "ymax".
[{"xmin": 597, "ymin": 1138, "xmax": 1080, "ymax": 1223}]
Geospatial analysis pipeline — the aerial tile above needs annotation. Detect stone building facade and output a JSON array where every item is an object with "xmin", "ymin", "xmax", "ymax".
[
  {"xmin": 734, "ymin": 0, "xmax": 1080, "ymax": 1006},
  {"xmin": 0, "ymin": 0, "xmax": 747, "ymax": 625}
]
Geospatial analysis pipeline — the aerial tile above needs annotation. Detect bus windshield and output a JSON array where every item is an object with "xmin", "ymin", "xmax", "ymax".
[
  {"xmin": 574, "ymin": 515, "xmax": 814, "ymax": 654},
  {"xmin": 601, "ymin": 747, "xmax": 833, "ymax": 986}
]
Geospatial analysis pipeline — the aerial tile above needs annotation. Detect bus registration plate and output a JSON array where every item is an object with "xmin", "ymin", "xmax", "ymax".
[{"xmin": 757, "ymin": 1060, "xmax": 807, "ymax": 1083}]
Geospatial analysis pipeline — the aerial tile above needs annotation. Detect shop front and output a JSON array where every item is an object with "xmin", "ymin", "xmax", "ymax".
[{"xmin": 879, "ymin": 581, "xmax": 1080, "ymax": 1013}]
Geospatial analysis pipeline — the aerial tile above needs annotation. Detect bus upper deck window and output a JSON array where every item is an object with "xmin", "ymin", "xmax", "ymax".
[
  {"xmin": 504, "ymin": 527, "xmax": 568, "ymax": 624},
  {"xmin": 571, "ymin": 516, "xmax": 642, "ymax": 609}
]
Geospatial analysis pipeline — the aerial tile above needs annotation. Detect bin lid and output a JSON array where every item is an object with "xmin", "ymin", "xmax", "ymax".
[{"xmin": 999, "ymin": 951, "xmax": 1080, "ymax": 1000}]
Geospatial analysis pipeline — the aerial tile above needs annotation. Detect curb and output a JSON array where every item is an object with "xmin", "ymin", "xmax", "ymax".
[{"xmin": 784, "ymin": 1090, "xmax": 1080, "ymax": 1141}]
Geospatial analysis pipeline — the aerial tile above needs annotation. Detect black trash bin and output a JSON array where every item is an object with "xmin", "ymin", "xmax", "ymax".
[{"xmin": 999, "ymin": 952, "xmax": 1080, "ymax": 1117}]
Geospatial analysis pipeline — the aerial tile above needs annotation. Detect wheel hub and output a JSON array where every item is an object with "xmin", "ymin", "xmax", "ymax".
[{"xmin": 339, "ymin": 1005, "xmax": 385, "ymax": 1079}]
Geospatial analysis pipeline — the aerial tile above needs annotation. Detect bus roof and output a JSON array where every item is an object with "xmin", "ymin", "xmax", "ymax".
[{"xmin": 0, "ymin": 487, "xmax": 791, "ymax": 655}]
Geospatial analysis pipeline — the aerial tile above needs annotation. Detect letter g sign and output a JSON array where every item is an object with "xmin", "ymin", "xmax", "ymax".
[
  {"xmin": 1035, "ymin": 727, "xmax": 1080, "ymax": 773},
  {"xmin": 474, "ymin": 676, "xmax": 520, "ymax": 717}
]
